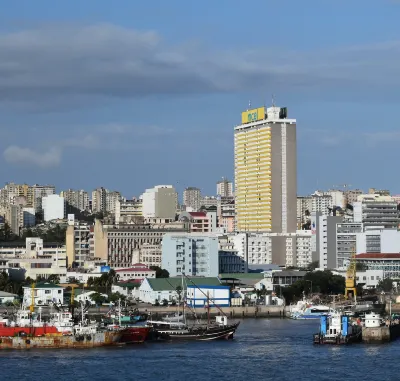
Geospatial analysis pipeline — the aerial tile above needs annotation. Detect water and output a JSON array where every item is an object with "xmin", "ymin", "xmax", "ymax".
[{"xmin": 0, "ymin": 319, "xmax": 398, "ymax": 381}]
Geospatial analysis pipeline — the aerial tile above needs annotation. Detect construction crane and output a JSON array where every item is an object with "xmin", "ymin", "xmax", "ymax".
[
  {"xmin": 345, "ymin": 249, "xmax": 357, "ymax": 301},
  {"xmin": 30, "ymin": 283, "xmax": 35, "ymax": 313}
]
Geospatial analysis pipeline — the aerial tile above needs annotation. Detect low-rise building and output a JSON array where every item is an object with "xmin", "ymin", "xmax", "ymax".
[
  {"xmin": 186, "ymin": 284, "xmax": 230, "ymax": 308},
  {"xmin": 22, "ymin": 282, "xmax": 64, "ymax": 306},
  {"xmin": 115, "ymin": 263, "xmax": 156, "ymax": 281},
  {"xmin": 112, "ymin": 281, "xmax": 141, "ymax": 299},
  {"xmin": 356, "ymin": 253, "xmax": 400, "ymax": 279},
  {"xmin": 75, "ymin": 290, "xmax": 108, "ymax": 305},
  {"xmin": 0, "ymin": 291, "xmax": 18, "ymax": 305},
  {"xmin": 260, "ymin": 270, "xmax": 308, "ymax": 291},
  {"xmin": 178, "ymin": 212, "xmax": 211, "ymax": 233}
]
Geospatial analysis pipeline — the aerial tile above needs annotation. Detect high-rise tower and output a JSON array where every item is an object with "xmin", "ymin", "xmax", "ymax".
[{"xmin": 234, "ymin": 105, "xmax": 297, "ymax": 263}]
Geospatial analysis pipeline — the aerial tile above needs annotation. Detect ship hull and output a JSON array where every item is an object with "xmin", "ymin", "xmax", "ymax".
[
  {"xmin": 0, "ymin": 331, "xmax": 122, "ymax": 349},
  {"xmin": 148, "ymin": 322, "xmax": 240, "ymax": 341},
  {"xmin": 120, "ymin": 327, "xmax": 150, "ymax": 344},
  {"xmin": 0, "ymin": 326, "xmax": 59, "ymax": 336}
]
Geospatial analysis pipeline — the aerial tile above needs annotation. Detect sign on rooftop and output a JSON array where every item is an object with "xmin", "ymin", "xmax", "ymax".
[{"xmin": 241, "ymin": 107, "xmax": 265, "ymax": 124}]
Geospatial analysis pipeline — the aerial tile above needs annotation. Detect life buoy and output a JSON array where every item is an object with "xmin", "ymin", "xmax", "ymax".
[
  {"xmin": 86, "ymin": 335, "xmax": 92, "ymax": 341},
  {"xmin": 26, "ymin": 339, "xmax": 31, "ymax": 345}
]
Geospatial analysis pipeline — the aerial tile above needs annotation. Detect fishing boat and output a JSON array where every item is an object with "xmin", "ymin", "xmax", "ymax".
[{"xmin": 146, "ymin": 275, "xmax": 239, "ymax": 341}]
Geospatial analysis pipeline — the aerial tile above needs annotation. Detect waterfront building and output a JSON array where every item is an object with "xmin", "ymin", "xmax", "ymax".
[
  {"xmin": 183, "ymin": 187, "xmax": 201, "ymax": 211},
  {"xmin": 42, "ymin": 194, "xmax": 65, "ymax": 221},
  {"xmin": 162, "ymin": 233, "xmax": 219, "ymax": 277},
  {"xmin": 218, "ymin": 236, "xmax": 247, "ymax": 273},
  {"xmin": 355, "ymin": 253, "xmax": 400, "ymax": 279},
  {"xmin": 217, "ymin": 178, "xmax": 233, "ymax": 198},
  {"xmin": 261, "ymin": 270, "xmax": 307, "ymax": 291},
  {"xmin": 142, "ymin": 185, "xmax": 177, "ymax": 220},
  {"xmin": 186, "ymin": 284, "xmax": 230, "ymax": 308},
  {"xmin": 22, "ymin": 283, "xmax": 64, "ymax": 306},
  {"xmin": 317, "ymin": 215, "xmax": 343, "ymax": 269},
  {"xmin": 234, "ymin": 104, "xmax": 297, "ymax": 265},
  {"xmin": 353, "ymin": 194, "xmax": 398, "ymax": 230}
]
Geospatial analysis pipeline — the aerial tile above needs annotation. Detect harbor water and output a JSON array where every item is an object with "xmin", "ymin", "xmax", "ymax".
[{"xmin": 0, "ymin": 318, "xmax": 399, "ymax": 381}]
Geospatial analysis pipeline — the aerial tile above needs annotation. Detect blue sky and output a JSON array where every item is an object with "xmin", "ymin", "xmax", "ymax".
[{"xmin": 1, "ymin": 0, "xmax": 400, "ymax": 199}]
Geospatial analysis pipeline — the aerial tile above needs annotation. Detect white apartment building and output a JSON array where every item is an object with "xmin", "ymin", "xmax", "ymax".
[
  {"xmin": 65, "ymin": 218, "xmax": 94, "ymax": 267},
  {"xmin": 115, "ymin": 199, "xmax": 143, "ymax": 224},
  {"xmin": 295, "ymin": 230, "xmax": 312, "ymax": 268},
  {"xmin": 297, "ymin": 196, "xmax": 312, "ymax": 228},
  {"xmin": 356, "ymin": 229, "xmax": 400, "ymax": 254},
  {"xmin": 92, "ymin": 187, "xmax": 107, "ymax": 213},
  {"xmin": 353, "ymin": 194, "xmax": 398, "ymax": 230},
  {"xmin": 42, "ymin": 194, "xmax": 65, "ymax": 221},
  {"xmin": 200, "ymin": 196, "xmax": 218, "ymax": 209},
  {"xmin": 33, "ymin": 184, "xmax": 56, "ymax": 213},
  {"xmin": 183, "ymin": 187, "xmax": 201, "ymax": 211},
  {"xmin": 311, "ymin": 191, "xmax": 333, "ymax": 215},
  {"xmin": 318, "ymin": 215, "xmax": 343, "ymax": 269},
  {"xmin": 106, "ymin": 191, "xmax": 122, "ymax": 214},
  {"xmin": 216, "ymin": 178, "xmax": 233, "ymax": 197},
  {"xmin": 23, "ymin": 283, "xmax": 64, "ymax": 306},
  {"xmin": 142, "ymin": 185, "xmax": 177, "ymax": 220},
  {"xmin": 336, "ymin": 222, "xmax": 363, "ymax": 269}
]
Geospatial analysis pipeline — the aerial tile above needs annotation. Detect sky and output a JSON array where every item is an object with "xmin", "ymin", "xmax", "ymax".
[{"xmin": 1, "ymin": 0, "xmax": 400, "ymax": 199}]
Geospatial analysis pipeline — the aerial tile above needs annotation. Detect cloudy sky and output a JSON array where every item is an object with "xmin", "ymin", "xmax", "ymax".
[{"xmin": 1, "ymin": 0, "xmax": 400, "ymax": 198}]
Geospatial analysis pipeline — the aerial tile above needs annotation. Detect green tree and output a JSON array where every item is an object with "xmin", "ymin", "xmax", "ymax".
[
  {"xmin": 176, "ymin": 285, "xmax": 183, "ymax": 304},
  {"xmin": 377, "ymin": 278, "xmax": 394, "ymax": 293},
  {"xmin": 47, "ymin": 274, "xmax": 60, "ymax": 284},
  {"xmin": 150, "ymin": 266, "xmax": 169, "ymax": 278},
  {"xmin": 108, "ymin": 292, "xmax": 126, "ymax": 303},
  {"xmin": 90, "ymin": 292, "xmax": 107, "ymax": 305},
  {"xmin": 356, "ymin": 262, "xmax": 368, "ymax": 271}
]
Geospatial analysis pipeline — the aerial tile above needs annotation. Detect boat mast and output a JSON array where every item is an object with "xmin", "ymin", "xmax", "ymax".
[
  {"xmin": 30, "ymin": 282, "xmax": 35, "ymax": 313},
  {"xmin": 118, "ymin": 298, "xmax": 122, "ymax": 327},
  {"xmin": 207, "ymin": 291, "xmax": 210, "ymax": 327},
  {"xmin": 182, "ymin": 273, "xmax": 186, "ymax": 326}
]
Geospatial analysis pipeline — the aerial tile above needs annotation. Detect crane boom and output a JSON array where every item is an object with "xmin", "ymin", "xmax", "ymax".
[{"xmin": 345, "ymin": 249, "xmax": 357, "ymax": 301}]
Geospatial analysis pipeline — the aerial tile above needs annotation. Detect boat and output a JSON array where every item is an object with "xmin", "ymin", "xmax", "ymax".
[
  {"xmin": 146, "ymin": 275, "xmax": 240, "ymax": 341},
  {"xmin": 291, "ymin": 305, "xmax": 336, "ymax": 320},
  {"xmin": 313, "ymin": 313, "xmax": 362, "ymax": 344}
]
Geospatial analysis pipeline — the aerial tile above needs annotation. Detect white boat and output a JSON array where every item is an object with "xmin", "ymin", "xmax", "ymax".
[{"xmin": 292, "ymin": 305, "xmax": 336, "ymax": 320}]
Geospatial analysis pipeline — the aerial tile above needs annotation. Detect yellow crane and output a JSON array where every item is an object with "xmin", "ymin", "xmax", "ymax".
[
  {"xmin": 345, "ymin": 249, "xmax": 357, "ymax": 300},
  {"xmin": 30, "ymin": 283, "xmax": 35, "ymax": 313}
]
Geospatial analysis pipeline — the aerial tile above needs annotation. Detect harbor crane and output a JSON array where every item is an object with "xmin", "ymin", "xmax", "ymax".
[{"xmin": 345, "ymin": 249, "xmax": 357, "ymax": 301}]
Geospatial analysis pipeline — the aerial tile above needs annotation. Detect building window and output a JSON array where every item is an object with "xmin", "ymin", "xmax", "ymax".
[{"xmin": 45, "ymin": 290, "xmax": 51, "ymax": 294}]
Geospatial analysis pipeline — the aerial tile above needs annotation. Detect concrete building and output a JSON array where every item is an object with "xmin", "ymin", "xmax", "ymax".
[
  {"xmin": 115, "ymin": 263, "xmax": 156, "ymax": 281},
  {"xmin": 261, "ymin": 270, "xmax": 307, "ymax": 291},
  {"xmin": 91, "ymin": 187, "xmax": 107, "ymax": 213},
  {"xmin": 22, "ymin": 207, "xmax": 36, "ymax": 227},
  {"xmin": 200, "ymin": 196, "xmax": 218, "ymax": 209},
  {"xmin": 353, "ymin": 194, "xmax": 398, "ymax": 230},
  {"xmin": 219, "ymin": 200, "xmax": 235, "ymax": 233},
  {"xmin": 65, "ymin": 218, "xmax": 94, "ymax": 267},
  {"xmin": 336, "ymin": 222, "xmax": 363, "ymax": 268},
  {"xmin": 93, "ymin": 219, "xmax": 188, "ymax": 268},
  {"xmin": 344, "ymin": 189, "xmax": 363, "ymax": 206},
  {"xmin": 356, "ymin": 229, "xmax": 400, "ymax": 255},
  {"xmin": 217, "ymin": 178, "xmax": 233, "ymax": 197},
  {"xmin": 178, "ymin": 211, "xmax": 211, "ymax": 233},
  {"xmin": 132, "ymin": 243, "xmax": 162, "ymax": 268},
  {"xmin": 234, "ymin": 105, "xmax": 296, "ymax": 265},
  {"xmin": 0, "ymin": 291, "xmax": 18, "ymax": 305},
  {"xmin": 318, "ymin": 215, "xmax": 343, "ymax": 269},
  {"xmin": 23, "ymin": 283, "xmax": 64, "ymax": 306},
  {"xmin": 32, "ymin": 184, "xmax": 56, "ymax": 213},
  {"xmin": 42, "ymin": 194, "xmax": 65, "ymax": 221},
  {"xmin": 218, "ymin": 236, "xmax": 247, "ymax": 273},
  {"xmin": 142, "ymin": 185, "xmax": 177, "ymax": 219},
  {"xmin": 297, "ymin": 196, "xmax": 312, "ymax": 229},
  {"xmin": 295, "ymin": 230, "xmax": 313, "ymax": 268},
  {"xmin": 368, "ymin": 188, "xmax": 390, "ymax": 196},
  {"xmin": 183, "ymin": 187, "xmax": 201, "ymax": 211},
  {"xmin": 106, "ymin": 191, "xmax": 122, "ymax": 214},
  {"xmin": 162, "ymin": 233, "xmax": 219, "ymax": 277},
  {"xmin": 311, "ymin": 192, "xmax": 333, "ymax": 215},
  {"xmin": 356, "ymin": 253, "xmax": 400, "ymax": 279},
  {"xmin": 115, "ymin": 199, "xmax": 143, "ymax": 224},
  {"xmin": 61, "ymin": 189, "xmax": 89, "ymax": 212}
]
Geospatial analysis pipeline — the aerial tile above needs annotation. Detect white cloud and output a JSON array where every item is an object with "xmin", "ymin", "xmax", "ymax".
[{"xmin": 3, "ymin": 146, "xmax": 62, "ymax": 168}]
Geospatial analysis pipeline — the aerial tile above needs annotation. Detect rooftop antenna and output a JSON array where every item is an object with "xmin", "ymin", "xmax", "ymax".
[{"xmin": 272, "ymin": 94, "xmax": 275, "ymax": 107}]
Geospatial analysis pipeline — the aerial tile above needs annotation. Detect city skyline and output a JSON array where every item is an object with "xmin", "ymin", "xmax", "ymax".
[{"xmin": 2, "ymin": 1, "xmax": 400, "ymax": 196}]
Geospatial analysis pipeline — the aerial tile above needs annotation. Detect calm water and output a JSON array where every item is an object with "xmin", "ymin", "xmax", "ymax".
[{"xmin": 0, "ymin": 319, "xmax": 398, "ymax": 381}]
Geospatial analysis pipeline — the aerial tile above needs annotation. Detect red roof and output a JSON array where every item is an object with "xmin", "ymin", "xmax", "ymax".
[
  {"xmin": 116, "ymin": 263, "xmax": 153, "ymax": 272},
  {"xmin": 356, "ymin": 253, "xmax": 400, "ymax": 259},
  {"xmin": 189, "ymin": 212, "xmax": 207, "ymax": 217}
]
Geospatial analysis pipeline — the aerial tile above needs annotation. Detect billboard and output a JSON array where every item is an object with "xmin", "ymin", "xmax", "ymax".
[
  {"xmin": 241, "ymin": 107, "xmax": 265, "ymax": 124},
  {"xmin": 100, "ymin": 266, "xmax": 110, "ymax": 273}
]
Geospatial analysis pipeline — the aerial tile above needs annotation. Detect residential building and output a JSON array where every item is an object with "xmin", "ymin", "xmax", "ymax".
[
  {"xmin": 0, "ymin": 291, "xmax": 18, "ymax": 305},
  {"xmin": 200, "ymin": 196, "xmax": 218, "ymax": 209},
  {"xmin": 142, "ymin": 185, "xmax": 177, "ymax": 219},
  {"xmin": 65, "ymin": 218, "xmax": 94, "ymax": 267},
  {"xmin": 186, "ymin": 284, "xmax": 230, "ymax": 308},
  {"xmin": 115, "ymin": 199, "xmax": 143, "ymax": 224},
  {"xmin": 1, "ymin": 182, "xmax": 34, "ymax": 207},
  {"xmin": 336, "ymin": 222, "xmax": 363, "ymax": 268},
  {"xmin": 368, "ymin": 188, "xmax": 390, "ymax": 196},
  {"xmin": 115, "ymin": 263, "xmax": 156, "ymax": 281},
  {"xmin": 295, "ymin": 230, "xmax": 313, "ymax": 268},
  {"xmin": 353, "ymin": 194, "xmax": 398, "ymax": 230},
  {"xmin": 355, "ymin": 269, "xmax": 384, "ymax": 289},
  {"xmin": 93, "ymin": 219, "xmax": 188, "ymax": 268},
  {"xmin": 261, "ymin": 270, "xmax": 307, "ymax": 291},
  {"xmin": 234, "ymin": 105, "xmax": 297, "ymax": 265},
  {"xmin": 22, "ymin": 283, "xmax": 64, "ymax": 306},
  {"xmin": 111, "ymin": 281, "xmax": 140, "ymax": 299},
  {"xmin": 356, "ymin": 229, "xmax": 400, "ymax": 254},
  {"xmin": 2, "ymin": 204, "xmax": 23, "ymax": 235},
  {"xmin": 132, "ymin": 243, "xmax": 162, "ymax": 268},
  {"xmin": 75, "ymin": 290, "xmax": 108, "ymax": 305},
  {"xmin": 178, "ymin": 211, "xmax": 211, "ymax": 233},
  {"xmin": 61, "ymin": 189, "xmax": 89, "ymax": 212},
  {"xmin": 32, "ymin": 184, "xmax": 56, "ymax": 213},
  {"xmin": 356, "ymin": 253, "xmax": 400, "ymax": 279},
  {"xmin": 42, "ymin": 194, "xmax": 65, "ymax": 221},
  {"xmin": 218, "ymin": 235, "xmax": 247, "ymax": 273},
  {"xmin": 297, "ymin": 196, "xmax": 312, "ymax": 228},
  {"xmin": 311, "ymin": 192, "xmax": 333, "ymax": 215},
  {"xmin": 162, "ymin": 233, "xmax": 219, "ymax": 277},
  {"xmin": 219, "ymin": 200, "xmax": 235, "ymax": 233},
  {"xmin": 91, "ymin": 187, "xmax": 107, "ymax": 213},
  {"xmin": 139, "ymin": 277, "xmax": 221, "ymax": 304},
  {"xmin": 344, "ymin": 189, "xmax": 363, "ymax": 206},
  {"xmin": 217, "ymin": 178, "xmax": 233, "ymax": 197},
  {"xmin": 183, "ymin": 187, "xmax": 201, "ymax": 211},
  {"xmin": 106, "ymin": 191, "xmax": 122, "ymax": 214}
]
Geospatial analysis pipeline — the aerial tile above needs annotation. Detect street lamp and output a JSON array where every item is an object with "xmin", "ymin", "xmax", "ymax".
[{"xmin": 305, "ymin": 280, "xmax": 313, "ymax": 295}]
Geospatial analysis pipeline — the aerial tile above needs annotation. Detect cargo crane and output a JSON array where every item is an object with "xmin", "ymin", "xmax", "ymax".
[{"xmin": 345, "ymin": 249, "xmax": 357, "ymax": 301}]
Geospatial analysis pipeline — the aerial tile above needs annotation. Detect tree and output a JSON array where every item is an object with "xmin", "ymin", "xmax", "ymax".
[
  {"xmin": 150, "ymin": 266, "xmax": 169, "ymax": 278},
  {"xmin": 176, "ymin": 285, "xmax": 183, "ymax": 304},
  {"xmin": 377, "ymin": 278, "xmax": 394, "ymax": 293},
  {"xmin": 108, "ymin": 292, "xmax": 126, "ymax": 303},
  {"xmin": 90, "ymin": 292, "xmax": 107, "ymax": 305},
  {"xmin": 47, "ymin": 274, "xmax": 60, "ymax": 284},
  {"xmin": 356, "ymin": 262, "xmax": 368, "ymax": 271},
  {"xmin": 162, "ymin": 299, "xmax": 168, "ymax": 306},
  {"xmin": 307, "ymin": 261, "xmax": 319, "ymax": 271}
]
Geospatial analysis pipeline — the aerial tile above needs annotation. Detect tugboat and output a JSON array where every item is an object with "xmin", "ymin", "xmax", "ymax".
[{"xmin": 313, "ymin": 313, "xmax": 362, "ymax": 344}]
